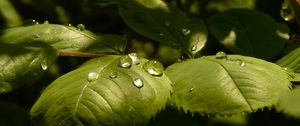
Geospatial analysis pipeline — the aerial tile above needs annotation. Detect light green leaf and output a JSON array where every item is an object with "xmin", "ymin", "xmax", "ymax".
[
  {"xmin": 0, "ymin": 24, "xmax": 126, "ymax": 54},
  {"xmin": 30, "ymin": 56, "xmax": 172, "ymax": 126},
  {"xmin": 166, "ymin": 55, "xmax": 291, "ymax": 115},
  {"xmin": 98, "ymin": 0, "xmax": 208, "ymax": 57},
  {"xmin": 277, "ymin": 46, "xmax": 300, "ymax": 73},
  {"xmin": 277, "ymin": 87, "xmax": 300, "ymax": 120},
  {"xmin": 209, "ymin": 9, "xmax": 287, "ymax": 60},
  {"xmin": 0, "ymin": 42, "xmax": 58, "ymax": 94}
]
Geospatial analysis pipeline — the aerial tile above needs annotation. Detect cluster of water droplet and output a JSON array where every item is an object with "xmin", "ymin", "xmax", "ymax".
[{"xmin": 215, "ymin": 51, "xmax": 246, "ymax": 67}]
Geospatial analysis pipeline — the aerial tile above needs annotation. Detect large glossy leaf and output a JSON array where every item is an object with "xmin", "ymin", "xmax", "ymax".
[
  {"xmin": 209, "ymin": 9, "xmax": 288, "ymax": 60},
  {"xmin": 277, "ymin": 87, "xmax": 300, "ymax": 120},
  {"xmin": 0, "ymin": 42, "xmax": 58, "ymax": 94},
  {"xmin": 0, "ymin": 24, "xmax": 126, "ymax": 54},
  {"xmin": 97, "ymin": 0, "xmax": 208, "ymax": 57},
  {"xmin": 166, "ymin": 55, "xmax": 291, "ymax": 115},
  {"xmin": 277, "ymin": 46, "xmax": 300, "ymax": 73},
  {"xmin": 30, "ymin": 56, "xmax": 172, "ymax": 126}
]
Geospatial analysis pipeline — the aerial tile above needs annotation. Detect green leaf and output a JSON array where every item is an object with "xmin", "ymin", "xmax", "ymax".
[
  {"xmin": 101, "ymin": 0, "xmax": 208, "ymax": 57},
  {"xmin": 0, "ymin": 0, "xmax": 23, "ymax": 27},
  {"xmin": 277, "ymin": 46, "xmax": 300, "ymax": 73},
  {"xmin": 30, "ymin": 56, "xmax": 172, "ymax": 126},
  {"xmin": 209, "ymin": 9, "xmax": 287, "ymax": 60},
  {"xmin": 0, "ymin": 42, "xmax": 58, "ymax": 94},
  {"xmin": 277, "ymin": 87, "xmax": 300, "ymax": 120},
  {"xmin": 0, "ymin": 24, "xmax": 126, "ymax": 54},
  {"xmin": 166, "ymin": 55, "xmax": 291, "ymax": 115}
]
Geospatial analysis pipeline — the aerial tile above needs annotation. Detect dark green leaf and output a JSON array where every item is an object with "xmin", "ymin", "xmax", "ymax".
[
  {"xmin": 277, "ymin": 46, "xmax": 300, "ymax": 73},
  {"xmin": 209, "ymin": 9, "xmax": 288, "ymax": 60},
  {"xmin": 206, "ymin": 0, "xmax": 256, "ymax": 12},
  {"xmin": 166, "ymin": 55, "xmax": 291, "ymax": 115},
  {"xmin": 0, "ymin": 24, "xmax": 126, "ymax": 54},
  {"xmin": 0, "ymin": 101, "xmax": 29, "ymax": 126},
  {"xmin": 30, "ymin": 56, "xmax": 172, "ymax": 126},
  {"xmin": 101, "ymin": 0, "xmax": 207, "ymax": 57},
  {"xmin": 277, "ymin": 87, "xmax": 300, "ymax": 120},
  {"xmin": 0, "ymin": 42, "xmax": 58, "ymax": 94}
]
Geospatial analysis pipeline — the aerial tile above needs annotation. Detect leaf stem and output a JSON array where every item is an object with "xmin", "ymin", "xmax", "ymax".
[{"xmin": 58, "ymin": 51, "xmax": 117, "ymax": 57}]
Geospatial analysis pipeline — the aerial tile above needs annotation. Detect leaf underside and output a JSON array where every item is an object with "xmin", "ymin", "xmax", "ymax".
[
  {"xmin": 0, "ymin": 24, "xmax": 126, "ymax": 54},
  {"xmin": 30, "ymin": 56, "xmax": 172, "ymax": 126},
  {"xmin": 166, "ymin": 55, "xmax": 291, "ymax": 115}
]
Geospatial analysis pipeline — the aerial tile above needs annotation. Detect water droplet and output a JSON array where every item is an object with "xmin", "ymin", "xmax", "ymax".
[
  {"xmin": 43, "ymin": 20, "xmax": 49, "ymax": 24},
  {"xmin": 189, "ymin": 87, "xmax": 194, "ymax": 92},
  {"xmin": 40, "ymin": 60, "xmax": 48, "ymax": 70},
  {"xmin": 109, "ymin": 71, "xmax": 118, "ymax": 79},
  {"xmin": 87, "ymin": 72, "xmax": 99, "ymax": 82},
  {"xmin": 143, "ymin": 60, "xmax": 164, "ymax": 76},
  {"xmin": 215, "ymin": 51, "xmax": 227, "ymax": 59},
  {"xmin": 119, "ymin": 55, "xmax": 132, "ymax": 68},
  {"xmin": 67, "ymin": 24, "xmax": 73, "ymax": 27},
  {"xmin": 159, "ymin": 33, "xmax": 164, "ymax": 37},
  {"xmin": 280, "ymin": 0, "xmax": 295, "ymax": 21},
  {"xmin": 32, "ymin": 20, "xmax": 39, "ymax": 25},
  {"xmin": 77, "ymin": 24, "xmax": 85, "ymax": 31},
  {"xmin": 133, "ymin": 78, "xmax": 143, "ymax": 88},
  {"xmin": 191, "ymin": 45, "xmax": 197, "ymax": 52},
  {"xmin": 128, "ymin": 53, "xmax": 140, "ymax": 65},
  {"xmin": 182, "ymin": 28, "xmax": 191, "ymax": 36},
  {"xmin": 164, "ymin": 21, "xmax": 170, "ymax": 26},
  {"xmin": 240, "ymin": 61, "xmax": 246, "ymax": 67}
]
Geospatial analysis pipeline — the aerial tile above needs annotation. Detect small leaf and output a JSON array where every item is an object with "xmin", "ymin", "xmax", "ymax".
[
  {"xmin": 206, "ymin": 0, "xmax": 256, "ymax": 12},
  {"xmin": 166, "ymin": 55, "xmax": 291, "ymax": 115},
  {"xmin": 277, "ymin": 87, "xmax": 300, "ymax": 120},
  {"xmin": 209, "ymin": 9, "xmax": 287, "ymax": 60},
  {"xmin": 30, "ymin": 56, "xmax": 172, "ymax": 126},
  {"xmin": 0, "ymin": 42, "xmax": 58, "ymax": 94},
  {"xmin": 101, "ymin": 0, "xmax": 207, "ymax": 57},
  {"xmin": 0, "ymin": 24, "xmax": 126, "ymax": 54},
  {"xmin": 277, "ymin": 46, "xmax": 300, "ymax": 73}
]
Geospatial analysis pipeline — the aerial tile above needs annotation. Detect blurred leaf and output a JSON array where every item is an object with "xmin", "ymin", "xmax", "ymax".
[
  {"xmin": 0, "ymin": 101, "xmax": 29, "ymax": 126},
  {"xmin": 277, "ymin": 87, "xmax": 300, "ymax": 120},
  {"xmin": 0, "ymin": 24, "xmax": 126, "ymax": 54},
  {"xmin": 0, "ymin": 42, "xmax": 58, "ymax": 94},
  {"xmin": 209, "ymin": 114, "xmax": 248, "ymax": 126},
  {"xmin": 209, "ymin": 9, "xmax": 287, "ymax": 60},
  {"xmin": 30, "ymin": 56, "xmax": 172, "ymax": 126},
  {"xmin": 97, "ymin": 0, "xmax": 208, "ymax": 58},
  {"xmin": 206, "ymin": 0, "xmax": 256, "ymax": 12},
  {"xmin": 277, "ymin": 46, "xmax": 300, "ymax": 73},
  {"xmin": 166, "ymin": 55, "xmax": 291, "ymax": 115},
  {"xmin": 0, "ymin": 0, "xmax": 22, "ymax": 27}
]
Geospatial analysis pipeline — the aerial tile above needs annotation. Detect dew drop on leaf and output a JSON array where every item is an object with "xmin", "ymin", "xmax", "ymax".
[
  {"xmin": 240, "ymin": 61, "xmax": 246, "ymax": 67},
  {"xmin": 43, "ymin": 21, "xmax": 49, "ymax": 24},
  {"xmin": 40, "ymin": 60, "xmax": 48, "ymax": 70},
  {"xmin": 143, "ymin": 60, "xmax": 164, "ymax": 76},
  {"xmin": 189, "ymin": 87, "xmax": 194, "ymax": 92},
  {"xmin": 109, "ymin": 71, "xmax": 118, "ymax": 79},
  {"xmin": 159, "ymin": 33, "xmax": 164, "ymax": 37},
  {"xmin": 181, "ymin": 28, "xmax": 191, "ymax": 36},
  {"xmin": 280, "ymin": 0, "xmax": 295, "ymax": 21},
  {"xmin": 215, "ymin": 51, "xmax": 227, "ymax": 59},
  {"xmin": 32, "ymin": 20, "xmax": 39, "ymax": 25},
  {"xmin": 133, "ymin": 78, "xmax": 143, "ymax": 88},
  {"xmin": 67, "ymin": 24, "xmax": 72, "ymax": 27},
  {"xmin": 164, "ymin": 21, "xmax": 170, "ymax": 26},
  {"xmin": 76, "ymin": 24, "xmax": 85, "ymax": 31},
  {"xmin": 191, "ymin": 45, "xmax": 197, "ymax": 52},
  {"xmin": 118, "ymin": 55, "xmax": 132, "ymax": 68},
  {"xmin": 128, "ymin": 53, "xmax": 140, "ymax": 65},
  {"xmin": 87, "ymin": 72, "xmax": 99, "ymax": 82}
]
